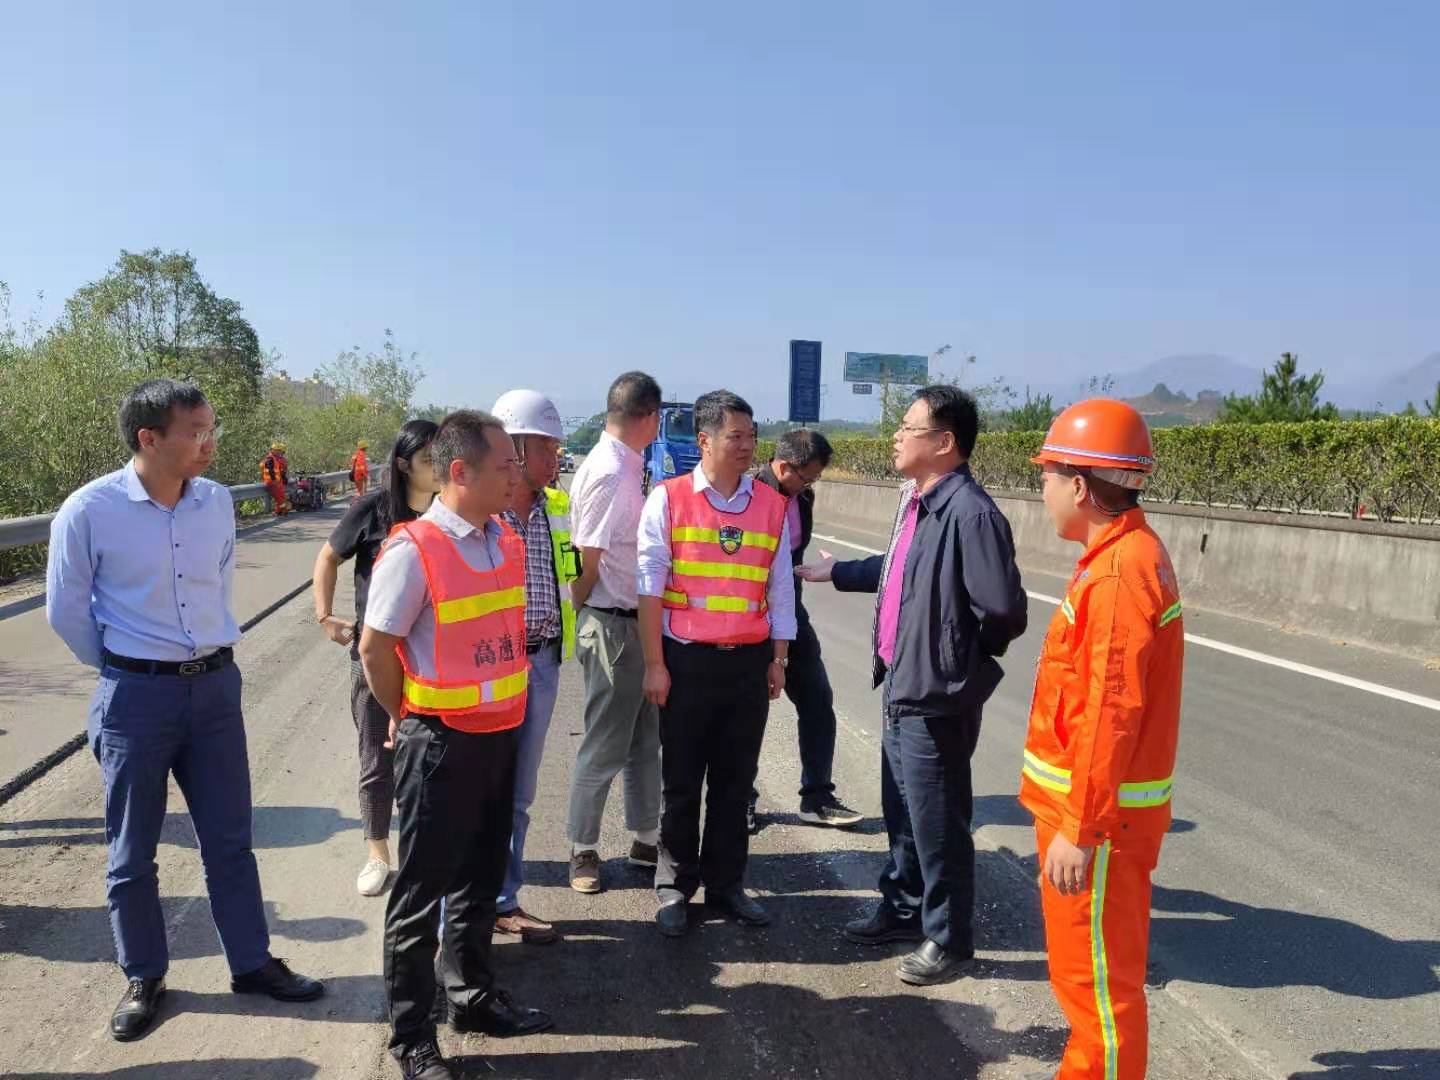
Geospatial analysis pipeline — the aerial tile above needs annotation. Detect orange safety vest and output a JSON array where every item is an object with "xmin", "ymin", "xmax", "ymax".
[
  {"xmin": 660, "ymin": 474, "xmax": 786, "ymax": 645},
  {"xmin": 391, "ymin": 517, "xmax": 528, "ymax": 733},
  {"xmin": 1020, "ymin": 508, "xmax": 1184, "ymax": 846},
  {"xmin": 350, "ymin": 450, "xmax": 369, "ymax": 475}
]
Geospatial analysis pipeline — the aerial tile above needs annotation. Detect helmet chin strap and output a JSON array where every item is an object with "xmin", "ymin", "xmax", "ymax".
[{"xmin": 1087, "ymin": 487, "xmax": 1124, "ymax": 519}]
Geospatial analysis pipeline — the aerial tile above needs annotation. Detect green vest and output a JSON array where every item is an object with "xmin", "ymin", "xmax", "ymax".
[{"xmin": 543, "ymin": 486, "xmax": 579, "ymax": 659}]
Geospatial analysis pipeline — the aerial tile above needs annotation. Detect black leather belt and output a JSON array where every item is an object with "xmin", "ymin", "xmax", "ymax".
[
  {"xmin": 526, "ymin": 636, "xmax": 562, "ymax": 655},
  {"xmin": 586, "ymin": 605, "xmax": 637, "ymax": 619},
  {"xmin": 102, "ymin": 648, "xmax": 234, "ymax": 677}
]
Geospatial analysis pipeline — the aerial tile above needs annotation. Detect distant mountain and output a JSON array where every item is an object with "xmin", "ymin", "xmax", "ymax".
[
  {"xmin": 1123, "ymin": 383, "xmax": 1225, "ymax": 426},
  {"xmin": 1332, "ymin": 352, "xmax": 1440, "ymax": 412},
  {"xmin": 1109, "ymin": 354, "xmax": 1260, "ymax": 399}
]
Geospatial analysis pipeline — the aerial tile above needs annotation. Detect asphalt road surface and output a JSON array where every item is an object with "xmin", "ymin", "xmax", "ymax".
[{"xmin": 0, "ymin": 501, "xmax": 1435, "ymax": 1078}]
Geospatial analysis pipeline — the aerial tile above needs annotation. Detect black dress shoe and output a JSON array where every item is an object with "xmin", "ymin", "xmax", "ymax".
[
  {"xmin": 897, "ymin": 939, "xmax": 975, "ymax": 986},
  {"xmin": 704, "ymin": 886, "xmax": 771, "ymax": 927},
  {"xmin": 230, "ymin": 957, "xmax": 325, "ymax": 1001},
  {"xmin": 657, "ymin": 900, "xmax": 690, "ymax": 937},
  {"xmin": 398, "ymin": 1039, "xmax": 456, "ymax": 1079},
  {"xmin": 844, "ymin": 905, "xmax": 925, "ymax": 946},
  {"xmin": 450, "ymin": 988, "xmax": 553, "ymax": 1038},
  {"xmin": 111, "ymin": 977, "xmax": 165, "ymax": 1041}
]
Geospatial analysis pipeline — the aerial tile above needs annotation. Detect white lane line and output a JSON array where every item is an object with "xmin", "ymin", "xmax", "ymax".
[{"xmin": 810, "ymin": 531, "xmax": 1440, "ymax": 715}]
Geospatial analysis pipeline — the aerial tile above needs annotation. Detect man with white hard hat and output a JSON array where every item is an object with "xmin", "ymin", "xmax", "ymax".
[{"xmin": 488, "ymin": 389, "xmax": 580, "ymax": 944}]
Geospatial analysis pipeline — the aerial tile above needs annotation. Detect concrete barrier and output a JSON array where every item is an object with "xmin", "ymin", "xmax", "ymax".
[{"xmin": 814, "ymin": 477, "xmax": 1440, "ymax": 658}]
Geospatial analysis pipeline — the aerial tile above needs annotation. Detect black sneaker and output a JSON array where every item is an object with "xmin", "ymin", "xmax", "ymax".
[
  {"xmin": 844, "ymin": 905, "xmax": 925, "ymax": 946},
  {"xmin": 799, "ymin": 797, "xmax": 863, "ymax": 828}
]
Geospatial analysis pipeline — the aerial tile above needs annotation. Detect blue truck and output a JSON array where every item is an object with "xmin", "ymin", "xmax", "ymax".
[{"xmin": 643, "ymin": 401, "xmax": 700, "ymax": 492}]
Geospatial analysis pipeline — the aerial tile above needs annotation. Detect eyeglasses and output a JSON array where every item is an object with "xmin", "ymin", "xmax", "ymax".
[
  {"xmin": 154, "ymin": 425, "xmax": 223, "ymax": 446},
  {"xmin": 895, "ymin": 424, "xmax": 943, "ymax": 439}
]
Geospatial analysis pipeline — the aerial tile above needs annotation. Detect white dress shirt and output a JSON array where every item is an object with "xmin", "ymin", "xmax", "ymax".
[{"xmin": 570, "ymin": 430, "xmax": 646, "ymax": 610}]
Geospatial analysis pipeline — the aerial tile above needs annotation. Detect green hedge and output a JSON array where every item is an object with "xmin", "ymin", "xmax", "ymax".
[{"xmin": 810, "ymin": 419, "xmax": 1440, "ymax": 523}]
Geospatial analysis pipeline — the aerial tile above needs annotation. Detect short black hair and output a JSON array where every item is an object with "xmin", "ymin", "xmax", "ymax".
[
  {"xmin": 606, "ymin": 371, "xmax": 662, "ymax": 420},
  {"xmin": 694, "ymin": 389, "xmax": 754, "ymax": 437},
  {"xmin": 430, "ymin": 409, "xmax": 508, "ymax": 481},
  {"xmin": 118, "ymin": 379, "xmax": 209, "ymax": 453},
  {"xmin": 912, "ymin": 384, "xmax": 979, "ymax": 457},
  {"xmin": 774, "ymin": 429, "xmax": 833, "ymax": 469}
]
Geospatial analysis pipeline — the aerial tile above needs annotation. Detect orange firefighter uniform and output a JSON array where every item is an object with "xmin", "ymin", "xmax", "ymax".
[
  {"xmin": 260, "ymin": 445, "xmax": 291, "ymax": 515},
  {"xmin": 1021, "ymin": 402, "xmax": 1184, "ymax": 1080}
]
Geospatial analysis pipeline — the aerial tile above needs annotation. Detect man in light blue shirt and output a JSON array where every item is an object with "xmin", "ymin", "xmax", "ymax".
[{"xmin": 46, "ymin": 379, "xmax": 323, "ymax": 1043}]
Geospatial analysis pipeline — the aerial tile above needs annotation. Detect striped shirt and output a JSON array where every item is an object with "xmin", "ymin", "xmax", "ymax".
[{"xmin": 502, "ymin": 498, "xmax": 562, "ymax": 646}]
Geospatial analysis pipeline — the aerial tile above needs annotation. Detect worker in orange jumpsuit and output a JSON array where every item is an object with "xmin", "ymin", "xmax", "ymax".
[
  {"xmin": 1020, "ymin": 399, "xmax": 1184, "ymax": 1080},
  {"xmin": 261, "ymin": 441, "xmax": 291, "ymax": 516},
  {"xmin": 349, "ymin": 439, "xmax": 370, "ymax": 496}
]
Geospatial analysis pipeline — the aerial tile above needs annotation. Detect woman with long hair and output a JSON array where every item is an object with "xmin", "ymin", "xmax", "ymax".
[{"xmin": 312, "ymin": 419, "xmax": 441, "ymax": 896}]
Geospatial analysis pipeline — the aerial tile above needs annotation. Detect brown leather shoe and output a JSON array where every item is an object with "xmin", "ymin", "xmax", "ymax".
[{"xmin": 495, "ymin": 908, "xmax": 559, "ymax": 945}]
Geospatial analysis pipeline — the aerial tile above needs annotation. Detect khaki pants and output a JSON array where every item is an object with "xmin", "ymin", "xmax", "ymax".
[{"xmin": 565, "ymin": 607, "xmax": 662, "ymax": 848}]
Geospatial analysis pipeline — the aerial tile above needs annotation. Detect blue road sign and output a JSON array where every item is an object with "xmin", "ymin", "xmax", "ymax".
[
  {"xmin": 789, "ymin": 340, "xmax": 822, "ymax": 423},
  {"xmin": 843, "ymin": 352, "xmax": 929, "ymax": 384}
]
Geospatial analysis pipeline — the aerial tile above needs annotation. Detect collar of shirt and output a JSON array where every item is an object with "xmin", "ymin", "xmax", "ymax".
[
  {"xmin": 1078, "ymin": 506, "xmax": 1147, "ymax": 567},
  {"xmin": 424, "ymin": 497, "xmax": 500, "ymax": 541},
  {"xmin": 690, "ymin": 465, "xmax": 753, "ymax": 501},
  {"xmin": 123, "ymin": 460, "xmax": 209, "ymax": 509},
  {"xmin": 916, "ymin": 462, "xmax": 973, "ymax": 514},
  {"xmin": 501, "ymin": 497, "xmax": 548, "ymax": 530}
]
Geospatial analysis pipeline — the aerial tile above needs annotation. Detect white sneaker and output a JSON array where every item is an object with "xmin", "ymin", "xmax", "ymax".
[{"xmin": 356, "ymin": 858, "xmax": 390, "ymax": 896}]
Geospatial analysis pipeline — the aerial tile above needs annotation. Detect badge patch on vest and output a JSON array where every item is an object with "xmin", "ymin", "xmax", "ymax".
[{"xmin": 719, "ymin": 525, "xmax": 744, "ymax": 555}]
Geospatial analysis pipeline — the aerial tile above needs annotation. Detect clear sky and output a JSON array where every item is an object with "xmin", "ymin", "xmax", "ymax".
[{"xmin": 3, "ymin": 1, "xmax": 1436, "ymax": 421}]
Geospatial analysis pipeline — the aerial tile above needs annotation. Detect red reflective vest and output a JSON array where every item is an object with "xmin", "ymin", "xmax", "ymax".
[
  {"xmin": 392, "ymin": 517, "xmax": 528, "ymax": 733},
  {"xmin": 660, "ymin": 474, "xmax": 786, "ymax": 645}
]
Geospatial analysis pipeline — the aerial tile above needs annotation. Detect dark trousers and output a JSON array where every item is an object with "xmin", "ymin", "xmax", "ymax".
[
  {"xmin": 385, "ymin": 715, "xmax": 519, "ymax": 1055},
  {"xmin": 750, "ymin": 602, "xmax": 838, "ymax": 809},
  {"xmin": 655, "ymin": 639, "xmax": 770, "ymax": 903},
  {"xmin": 878, "ymin": 680, "xmax": 982, "ymax": 956},
  {"xmin": 350, "ymin": 658, "xmax": 395, "ymax": 841},
  {"xmin": 87, "ymin": 662, "xmax": 270, "ymax": 980}
]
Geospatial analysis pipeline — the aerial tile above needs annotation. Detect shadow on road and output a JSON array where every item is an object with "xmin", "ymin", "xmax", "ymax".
[
  {"xmin": 1287, "ymin": 1047, "xmax": 1440, "ymax": 1078},
  {"xmin": 0, "ymin": 805, "xmax": 363, "ymax": 851},
  {"xmin": 0, "ymin": 897, "xmax": 366, "ymax": 965},
  {"xmin": 26, "ymin": 1059, "xmax": 320, "ymax": 1080},
  {"xmin": 1151, "ymin": 886, "xmax": 1440, "ymax": 1000}
]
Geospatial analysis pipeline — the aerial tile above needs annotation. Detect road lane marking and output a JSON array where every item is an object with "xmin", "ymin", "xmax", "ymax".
[{"xmin": 809, "ymin": 532, "xmax": 1440, "ymax": 715}]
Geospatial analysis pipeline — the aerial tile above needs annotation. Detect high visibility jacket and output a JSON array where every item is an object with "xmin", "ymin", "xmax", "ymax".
[
  {"xmin": 1020, "ymin": 508, "xmax": 1184, "ymax": 846},
  {"xmin": 260, "ymin": 452, "xmax": 288, "ymax": 486},
  {"xmin": 542, "ymin": 486, "xmax": 579, "ymax": 659},
  {"xmin": 392, "ymin": 517, "xmax": 528, "ymax": 733},
  {"xmin": 350, "ymin": 450, "xmax": 369, "ymax": 475},
  {"xmin": 660, "ymin": 474, "xmax": 786, "ymax": 645}
]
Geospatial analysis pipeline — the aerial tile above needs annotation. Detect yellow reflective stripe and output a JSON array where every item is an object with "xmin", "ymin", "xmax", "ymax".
[
  {"xmin": 1159, "ymin": 600, "xmax": 1183, "ymax": 628},
  {"xmin": 481, "ymin": 668, "xmax": 528, "ymax": 703},
  {"xmin": 671, "ymin": 559, "xmax": 770, "ymax": 583},
  {"xmin": 695, "ymin": 595, "xmax": 754, "ymax": 613},
  {"xmin": 1060, "ymin": 596, "xmax": 1077, "ymax": 624},
  {"xmin": 435, "ymin": 585, "xmax": 526, "ymax": 625},
  {"xmin": 1118, "ymin": 776, "xmax": 1174, "ymax": 808},
  {"xmin": 1022, "ymin": 750, "xmax": 1073, "ymax": 793},
  {"xmin": 670, "ymin": 526, "xmax": 780, "ymax": 552},
  {"xmin": 1091, "ymin": 841, "xmax": 1119, "ymax": 1080},
  {"xmin": 663, "ymin": 590, "xmax": 688, "ymax": 605},
  {"xmin": 403, "ymin": 676, "xmax": 478, "ymax": 710}
]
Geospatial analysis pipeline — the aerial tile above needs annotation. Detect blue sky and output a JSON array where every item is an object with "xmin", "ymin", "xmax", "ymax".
[{"xmin": 2, "ymin": 1, "xmax": 1436, "ymax": 421}]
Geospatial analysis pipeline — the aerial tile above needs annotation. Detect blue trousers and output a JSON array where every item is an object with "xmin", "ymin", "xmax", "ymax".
[
  {"xmin": 87, "ymin": 661, "xmax": 270, "ymax": 980},
  {"xmin": 497, "ymin": 641, "xmax": 562, "ymax": 913}
]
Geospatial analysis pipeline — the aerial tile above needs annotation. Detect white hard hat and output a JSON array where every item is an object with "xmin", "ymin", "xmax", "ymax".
[{"xmin": 492, "ymin": 389, "xmax": 563, "ymax": 440}]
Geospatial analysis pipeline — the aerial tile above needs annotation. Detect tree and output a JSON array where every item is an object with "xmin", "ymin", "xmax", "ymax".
[
  {"xmin": 996, "ymin": 390, "xmax": 1057, "ymax": 432},
  {"xmin": 1218, "ymin": 352, "xmax": 1339, "ymax": 423},
  {"xmin": 65, "ymin": 248, "xmax": 262, "ymax": 389},
  {"xmin": 1402, "ymin": 381, "xmax": 1440, "ymax": 419}
]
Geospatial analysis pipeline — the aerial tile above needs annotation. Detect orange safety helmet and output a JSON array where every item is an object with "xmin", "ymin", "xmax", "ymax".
[{"xmin": 1031, "ymin": 398, "xmax": 1154, "ymax": 489}]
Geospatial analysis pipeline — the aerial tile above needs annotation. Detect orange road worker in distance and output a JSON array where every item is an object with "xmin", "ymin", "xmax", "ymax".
[
  {"xmin": 1020, "ymin": 398, "xmax": 1184, "ymax": 1080},
  {"xmin": 351, "ymin": 439, "xmax": 371, "ymax": 496},
  {"xmin": 261, "ymin": 441, "xmax": 291, "ymax": 516}
]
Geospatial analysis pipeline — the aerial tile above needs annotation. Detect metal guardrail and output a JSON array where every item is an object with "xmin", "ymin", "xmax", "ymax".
[{"xmin": 0, "ymin": 469, "xmax": 355, "ymax": 553}]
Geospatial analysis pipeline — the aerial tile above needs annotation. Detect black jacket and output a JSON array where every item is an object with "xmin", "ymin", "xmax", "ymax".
[
  {"xmin": 831, "ymin": 465, "xmax": 1027, "ymax": 717},
  {"xmin": 756, "ymin": 463, "xmax": 813, "ymax": 606}
]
